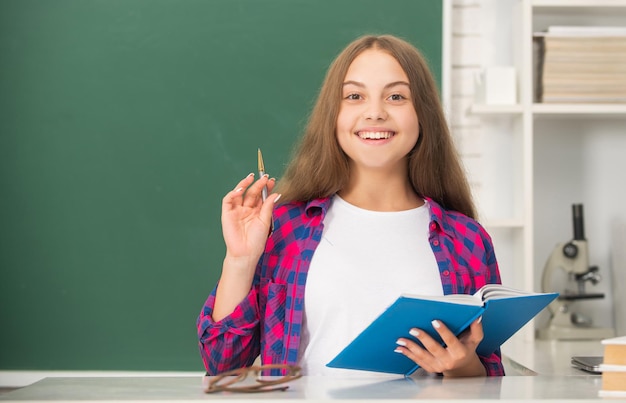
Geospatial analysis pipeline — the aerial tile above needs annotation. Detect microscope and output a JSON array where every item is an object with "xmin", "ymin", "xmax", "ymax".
[{"xmin": 536, "ymin": 204, "xmax": 615, "ymax": 340}]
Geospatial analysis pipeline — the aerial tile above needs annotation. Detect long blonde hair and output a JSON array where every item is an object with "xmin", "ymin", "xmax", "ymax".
[{"xmin": 276, "ymin": 35, "xmax": 476, "ymax": 219}]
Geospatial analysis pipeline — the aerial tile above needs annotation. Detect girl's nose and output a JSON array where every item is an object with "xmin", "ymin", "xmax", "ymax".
[{"xmin": 363, "ymin": 101, "xmax": 388, "ymax": 121}]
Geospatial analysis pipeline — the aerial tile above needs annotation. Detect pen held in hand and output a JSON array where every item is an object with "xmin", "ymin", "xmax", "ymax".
[
  {"xmin": 258, "ymin": 148, "xmax": 274, "ymax": 234},
  {"xmin": 257, "ymin": 148, "xmax": 268, "ymax": 202}
]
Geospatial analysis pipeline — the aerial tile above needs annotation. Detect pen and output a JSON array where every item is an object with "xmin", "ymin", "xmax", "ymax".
[{"xmin": 257, "ymin": 148, "xmax": 268, "ymax": 202}]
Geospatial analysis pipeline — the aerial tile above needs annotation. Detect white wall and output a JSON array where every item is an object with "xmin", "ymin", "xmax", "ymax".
[{"xmin": 534, "ymin": 119, "xmax": 626, "ymax": 329}]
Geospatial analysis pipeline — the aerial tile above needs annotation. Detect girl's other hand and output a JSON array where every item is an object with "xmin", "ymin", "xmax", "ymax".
[{"xmin": 394, "ymin": 317, "xmax": 486, "ymax": 377}]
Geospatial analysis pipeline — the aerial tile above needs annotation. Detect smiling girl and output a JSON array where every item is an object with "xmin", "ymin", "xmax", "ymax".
[{"xmin": 197, "ymin": 35, "xmax": 504, "ymax": 378}]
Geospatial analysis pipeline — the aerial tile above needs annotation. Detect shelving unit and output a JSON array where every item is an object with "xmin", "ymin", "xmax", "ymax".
[{"xmin": 469, "ymin": 0, "xmax": 626, "ymax": 365}]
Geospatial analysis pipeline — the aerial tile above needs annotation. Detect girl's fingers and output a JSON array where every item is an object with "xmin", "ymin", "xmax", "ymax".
[
  {"xmin": 410, "ymin": 326, "xmax": 447, "ymax": 357},
  {"xmin": 267, "ymin": 177, "xmax": 277, "ymax": 194},
  {"xmin": 242, "ymin": 174, "xmax": 271, "ymax": 208},
  {"xmin": 462, "ymin": 317, "xmax": 484, "ymax": 346},
  {"xmin": 394, "ymin": 337, "xmax": 437, "ymax": 373},
  {"xmin": 428, "ymin": 320, "xmax": 456, "ymax": 352},
  {"xmin": 223, "ymin": 173, "xmax": 276, "ymax": 213},
  {"xmin": 223, "ymin": 173, "xmax": 255, "ymax": 209},
  {"xmin": 260, "ymin": 192, "xmax": 281, "ymax": 222}
]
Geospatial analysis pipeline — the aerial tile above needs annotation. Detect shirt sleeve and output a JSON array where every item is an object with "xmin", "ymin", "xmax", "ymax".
[
  {"xmin": 480, "ymin": 349, "xmax": 505, "ymax": 376},
  {"xmin": 196, "ymin": 285, "xmax": 261, "ymax": 375}
]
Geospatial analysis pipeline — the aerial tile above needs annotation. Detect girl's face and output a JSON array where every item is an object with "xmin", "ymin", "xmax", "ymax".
[{"xmin": 336, "ymin": 48, "xmax": 419, "ymax": 175}]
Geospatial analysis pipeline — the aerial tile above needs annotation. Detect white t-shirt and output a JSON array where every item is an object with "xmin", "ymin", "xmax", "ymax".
[{"xmin": 298, "ymin": 195, "xmax": 443, "ymax": 376}]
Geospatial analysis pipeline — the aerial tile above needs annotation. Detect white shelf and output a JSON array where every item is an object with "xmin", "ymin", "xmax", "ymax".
[
  {"xmin": 532, "ymin": 0, "xmax": 626, "ymax": 7},
  {"xmin": 470, "ymin": 103, "xmax": 626, "ymax": 117},
  {"xmin": 532, "ymin": 103, "xmax": 626, "ymax": 116},
  {"xmin": 469, "ymin": 104, "xmax": 524, "ymax": 115}
]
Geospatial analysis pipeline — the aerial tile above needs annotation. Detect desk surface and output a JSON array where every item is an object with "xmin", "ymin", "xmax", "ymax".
[
  {"xmin": 0, "ymin": 341, "xmax": 615, "ymax": 402},
  {"xmin": 505, "ymin": 340, "xmax": 605, "ymax": 376},
  {"xmin": 0, "ymin": 374, "xmax": 606, "ymax": 402}
]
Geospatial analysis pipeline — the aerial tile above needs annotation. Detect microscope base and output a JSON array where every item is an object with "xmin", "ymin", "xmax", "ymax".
[{"xmin": 536, "ymin": 324, "xmax": 615, "ymax": 340}]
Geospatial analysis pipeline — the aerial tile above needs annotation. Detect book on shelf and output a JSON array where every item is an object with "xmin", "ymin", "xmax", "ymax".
[
  {"xmin": 542, "ymin": 62, "xmax": 626, "ymax": 75},
  {"xmin": 326, "ymin": 284, "xmax": 558, "ymax": 376},
  {"xmin": 545, "ymin": 26, "xmax": 626, "ymax": 37},
  {"xmin": 540, "ymin": 39, "xmax": 626, "ymax": 58},
  {"xmin": 533, "ymin": 26, "xmax": 626, "ymax": 103},
  {"xmin": 599, "ymin": 336, "xmax": 626, "ymax": 398},
  {"xmin": 542, "ymin": 71, "xmax": 626, "ymax": 82},
  {"xmin": 541, "ymin": 95, "xmax": 626, "ymax": 104},
  {"xmin": 543, "ymin": 84, "xmax": 626, "ymax": 93}
]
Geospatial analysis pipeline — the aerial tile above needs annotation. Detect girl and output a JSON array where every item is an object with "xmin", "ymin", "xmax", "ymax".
[{"xmin": 197, "ymin": 34, "xmax": 504, "ymax": 377}]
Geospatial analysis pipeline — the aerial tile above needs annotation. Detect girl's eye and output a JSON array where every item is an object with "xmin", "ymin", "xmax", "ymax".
[
  {"xmin": 345, "ymin": 93, "xmax": 362, "ymax": 100},
  {"xmin": 389, "ymin": 94, "xmax": 406, "ymax": 101}
]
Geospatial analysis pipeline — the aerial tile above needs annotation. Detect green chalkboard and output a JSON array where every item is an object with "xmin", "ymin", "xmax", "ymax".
[{"xmin": 0, "ymin": 0, "xmax": 443, "ymax": 371}]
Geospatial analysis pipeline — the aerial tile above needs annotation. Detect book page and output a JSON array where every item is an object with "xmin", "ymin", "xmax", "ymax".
[
  {"xmin": 476, "ymin": 284, "xmax": 542, "ymax": 301},
  {"xmin": 400, "ymin": 292, "xmax": 482, "ymax": 306},
  {"xmin": 402, "ymin": 284, "xmax": 549, "ymax": 305}
]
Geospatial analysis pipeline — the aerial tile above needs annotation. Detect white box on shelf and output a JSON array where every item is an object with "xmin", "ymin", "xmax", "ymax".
[{"xmin": 474, "ymin": 66, "xmax": 517, "ymax": 105}]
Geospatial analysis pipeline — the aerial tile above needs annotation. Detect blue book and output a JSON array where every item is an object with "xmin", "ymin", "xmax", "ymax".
[{"xmin": 326, "ymin": 284, "xmax": 558, "ymax": 376}]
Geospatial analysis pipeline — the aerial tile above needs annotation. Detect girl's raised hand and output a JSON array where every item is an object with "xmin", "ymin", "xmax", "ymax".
[
  {"xmin": 212, "ymin": 174, "xmax": 279, "ymax": 321},
  {"xmin": 221, "ymin": 173, "xmax": 279, "ymax": 265}
]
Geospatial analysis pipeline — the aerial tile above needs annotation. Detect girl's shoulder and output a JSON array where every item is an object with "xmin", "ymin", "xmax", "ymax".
[
  {"xmin": 265, "ymin": 197, "xmax": 331, "ymax": 254},
  {"xmin": 274, "ymin": 197, "xmax": 332, "ymax": 221},
  {"xmin": 428, "ymin": 198, "xmax": 489, "ymax": 239}
]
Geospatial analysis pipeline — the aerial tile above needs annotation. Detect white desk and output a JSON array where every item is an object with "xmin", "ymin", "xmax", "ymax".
[
  {"xmin": 0, "ymin": 374, "xmax": 607, "ymax": 402},
  {"xmin": 0, "ymin": 341, "xmax": 614, "ymax": 402},
  {"xmin": 504, "ymin": 340, "xmax": 605, "ymax": 376}
]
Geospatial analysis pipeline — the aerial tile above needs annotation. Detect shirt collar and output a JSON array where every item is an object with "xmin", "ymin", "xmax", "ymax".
[
  {"xmin": 305, "ymin": 196, "xmax": 450, "ymax": 235},
  {"xmin": 424, "ymin": 196, "xmax": 450, "ymax": 235},
  {"xmin": 304, "ymin": 197, "xmax": 331, "ymax": 220}
]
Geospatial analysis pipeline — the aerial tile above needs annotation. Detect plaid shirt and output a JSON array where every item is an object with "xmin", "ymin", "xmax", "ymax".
[{"xmin": 197, "ymin": 197, "xmax": 504, "ymax": 376}]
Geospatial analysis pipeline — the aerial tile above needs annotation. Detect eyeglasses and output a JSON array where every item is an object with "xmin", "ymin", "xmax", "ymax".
[{"xmin": 203, "ymin": 364, "xmax": 302, "ymax": 393}]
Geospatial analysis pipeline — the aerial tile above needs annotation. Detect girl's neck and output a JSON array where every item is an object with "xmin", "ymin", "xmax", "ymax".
[{"xmin": 337, "ymin": 169, "xmax": 423, "ymax": 212}]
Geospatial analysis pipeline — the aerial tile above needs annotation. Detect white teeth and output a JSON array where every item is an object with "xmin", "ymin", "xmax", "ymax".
[{"xmin": 358, "ymin": 131, "xmax": 393, "ymax": 140}]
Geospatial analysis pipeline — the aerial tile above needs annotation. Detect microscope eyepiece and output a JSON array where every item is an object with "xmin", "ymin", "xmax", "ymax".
[{"xmin": 572, "ymin": 204, "xmax": 585, "ymax": 241}]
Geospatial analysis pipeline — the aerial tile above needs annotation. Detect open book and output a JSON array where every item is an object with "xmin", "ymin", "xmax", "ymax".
[{"xmin": 326, "ymin": 284, "xmax": 558, "ymax": 376}]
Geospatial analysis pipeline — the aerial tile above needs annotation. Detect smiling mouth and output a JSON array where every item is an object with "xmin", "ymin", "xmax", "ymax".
[{"xmin": 356, "ymin": 131, "xmax": 395, "ymax": 140}]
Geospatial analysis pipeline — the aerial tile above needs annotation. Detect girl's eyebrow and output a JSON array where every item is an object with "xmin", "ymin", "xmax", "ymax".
[{"xmin": 342, "ymin": 80, "xmax": 410, "ymax": 89}]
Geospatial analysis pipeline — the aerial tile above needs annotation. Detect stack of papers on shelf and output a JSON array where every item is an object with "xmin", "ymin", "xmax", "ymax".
[
  {"xmin": 534, "ymin": 26, "xmax": 626, "ymax": 104},
  {"xmin": 598, "ymin": 336, "xmax": 626, "ymax": 398}
]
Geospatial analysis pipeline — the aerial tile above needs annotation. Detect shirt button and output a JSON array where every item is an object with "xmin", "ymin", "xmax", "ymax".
[
  {"xmin": 432, "ymin": 240, "xmax": 439, "ymax": 246},
  {"xmin": 430, "ymin": 223, "xmax": 437, "ymax": 231},
  {"xmin": 443, "ymin": 270, "xmax": 450, "ymax": 276}
]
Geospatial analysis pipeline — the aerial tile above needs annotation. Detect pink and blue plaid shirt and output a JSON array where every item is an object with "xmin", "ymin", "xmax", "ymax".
[{"xmin": 197, "ymin": 197, "xmax": 504, "ymax": 376}]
